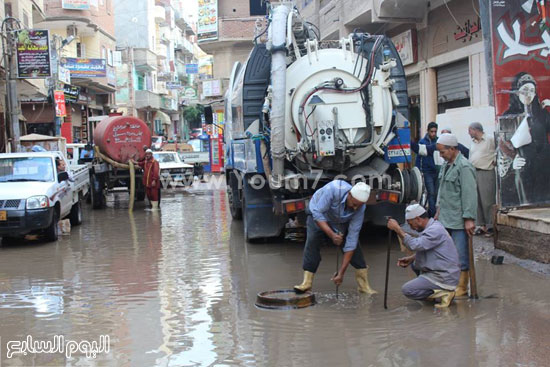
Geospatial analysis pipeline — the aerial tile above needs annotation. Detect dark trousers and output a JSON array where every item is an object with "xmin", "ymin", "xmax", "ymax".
[
  {"xmin": 424, "ymin": 171, "xmax": 439, "ymax": 217},
  {"xmin": 302, "ymin": 216, "xmax": 366, "ymax": 273}
]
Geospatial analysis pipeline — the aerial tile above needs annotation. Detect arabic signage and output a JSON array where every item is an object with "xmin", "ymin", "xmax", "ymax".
[
  {"xmin": 166, "ymin": 82, "xmax": 183, "ymax": 90},
  {"xmin": 453, "ymin": 17, "xmax": 482, "ymax": 42},
  {"xmin": 185, "ymin": 63, "xmax": 199, "ymax": 74},
  {"xmin": 202, "ymin": 79, "xmax": 221, "ymax": 97},
  {"xmin": 198, "ymin": 0, "xmax": 218, "ymax": 42},
  {"xmin": 54, "ymin": 90, "xmax": 66, "ymax": 117},
  {"xmin": 491, "ymin": 0, "xmax": 550, "ymax": 207},
  {"xmin": 63, "ymin": 85, "xmax": 80, "ymax": 103},
  {"xmin": 391, "ymin": 29, "xmax": 417, "ymax": 66},
  {"xmin": 184, "ymin": 87, "xmax": 197, "ymax": 99},
  {"xmin": 62, "ymin": 0, "xmax": 90, "ymax": 10},
  {"xmin": 60, "ymin": 57, "xmax": 107, "ymax": 78},
  {"xmin": 15, "ymin": 30, "xmax": 51, "ymax": 78}
]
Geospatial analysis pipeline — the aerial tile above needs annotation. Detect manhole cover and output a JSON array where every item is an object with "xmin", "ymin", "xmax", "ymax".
[{"xmin": 255, "ymin": 289, "xmax": 315, "ymax": 310}]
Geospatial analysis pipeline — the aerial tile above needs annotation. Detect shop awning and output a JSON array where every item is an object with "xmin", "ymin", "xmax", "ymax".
[{"xmin": 155, "ymin": 110, "xmax": 171, "ymax": 125}]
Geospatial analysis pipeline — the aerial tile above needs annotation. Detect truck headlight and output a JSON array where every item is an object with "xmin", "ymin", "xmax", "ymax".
[{"xmin": 26, "ymin": 196, "xmax": 49, "ymax": 210}]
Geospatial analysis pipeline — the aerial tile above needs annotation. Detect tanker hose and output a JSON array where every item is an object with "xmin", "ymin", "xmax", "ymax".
[
  {"xmin": 93, "ymin": 146, "xmax": 135, "ymax": 212},
  {"xmin": 128, "ymin": 160, "xmax": 135, "ymax": 212}
]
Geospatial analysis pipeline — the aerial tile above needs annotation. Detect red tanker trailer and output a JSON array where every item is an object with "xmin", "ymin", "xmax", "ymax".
[
  {"xmin": 93, "ymin": 116, "xmax": 151, "ymax": 163},
  {"xmin": 90, "ymin": 115, "xmax": 151, "ymax": 209}
]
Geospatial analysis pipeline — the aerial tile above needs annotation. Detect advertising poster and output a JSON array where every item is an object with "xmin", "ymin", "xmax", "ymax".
[
  {"xmin": 491, "ymin": 0, "xmax": 550, "ymax": 207},
  {"xmin": 60, "ymin": 58, "xmax": 107, "ymax": 78},
  {"xmin": 16, "ymin": 30, "xmax": 51, "ymax": 78},
  {"xmin": 198, "ymin": 0, "xmax": 218, "ymax": 42},
  {"xmin": 185, "ymin": 64, "xmax": 199, "ymax": 74},
  {"xmin": 63, "ymin": 85, "xmax": 81, "ymax": 103},
  {"xmin": 54, "ymin": 90, "xmax": 67, "ymax": 117}
]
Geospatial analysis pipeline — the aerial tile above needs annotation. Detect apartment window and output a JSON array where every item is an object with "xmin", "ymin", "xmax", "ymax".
[
  {"xmin": 108, "ymin": 50, "xmax": 114, "ymax": 66},
  {"xmin": 76, "ymin": 43, "xmax": 86, "ymax": 57},
  {"xmin": 4, "ymin": 3, "xmax": 12, "ymax": 17},
  {"xmin": 137, "ymin": 74, "xmax": 145, "ymax": 90},
  {"xmin": 23, "ymin": 11, "xmax": 30, "ymax": 28},
  {"xmin": 250, "ymin": 0, "xmax": 267, "ymax": 16},
  {"xmin": 101, "ymin": 46, "xmax": 107, "ymax": 61}
]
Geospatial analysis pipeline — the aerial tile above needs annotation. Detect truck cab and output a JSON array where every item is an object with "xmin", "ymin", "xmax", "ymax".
[{"xmin": 0, "ymin": 152, "xmax": 89, "ymax": 242}]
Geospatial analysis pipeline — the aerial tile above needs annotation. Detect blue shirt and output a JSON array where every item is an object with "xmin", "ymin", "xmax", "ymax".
[
  {"xmin": 412, "ymin": 134, "xmax": 438, "ymax": 174},
  {"xmin": 308, "ymin": 180, "xmax": 366, "ymax": 252}
]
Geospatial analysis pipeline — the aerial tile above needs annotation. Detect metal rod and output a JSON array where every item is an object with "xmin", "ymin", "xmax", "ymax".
[
  {"xmin": 384, "ymin": 225, "xmax": 392, "ymax": 309},
  {"xmin": 335, "ymin": 247, "xmax": 339, "ymax": 300},
  {"xmin": 468, "ymin": 235, "xmax": 479, "ymax": 299}
]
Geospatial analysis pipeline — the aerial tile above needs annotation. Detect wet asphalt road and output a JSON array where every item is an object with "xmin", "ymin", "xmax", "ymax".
[{"xmin": 0, "ymin": 178, "xmax": 549, "ymax": 366}]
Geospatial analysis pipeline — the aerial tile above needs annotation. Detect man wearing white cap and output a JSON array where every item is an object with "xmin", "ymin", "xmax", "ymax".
[
  {"xmin": 436, "ymin": 133, "xmax": 477, "ymax": 298},
  {"xmin": 387, "ymin": 204, "xmax": 460, "ymax": 308},
  {"xmin": 294, "ymin": 180, "xmax": 377, "ymax": 294}
]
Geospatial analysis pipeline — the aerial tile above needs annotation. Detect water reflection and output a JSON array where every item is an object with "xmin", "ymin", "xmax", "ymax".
[{"xmin": 0, "ymin": 182, "xmax": 548, "ymax": 366}]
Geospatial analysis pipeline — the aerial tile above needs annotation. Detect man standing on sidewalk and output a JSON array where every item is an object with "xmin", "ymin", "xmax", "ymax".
[
  {"xmin": 436, "ymin": 133, "xmax": 477, "ymax": 298},
  {"xmin": 468, "ymin": 122, "xmax": 496, "ymax": 237},
  {"xmin": 411, "ymin": 122, "xmax": 439, "ymax": 217}
]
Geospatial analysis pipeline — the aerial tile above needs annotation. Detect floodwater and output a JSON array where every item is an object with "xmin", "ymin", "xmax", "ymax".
[{"xmin": 0, "ymin": 179, "xmax": 549, "ymax": 366}]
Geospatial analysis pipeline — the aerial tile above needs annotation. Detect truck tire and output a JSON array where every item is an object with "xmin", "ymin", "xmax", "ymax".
[
  {"xmin": 91, "ymin": 174, "xmax": 105, "ymax": 209},
  {"xmin": 227, "ymin": 172, "xmax": 242, "ymax": 220},
  {"xmin": 69, "ymin": 201, "xmax": 82, "ymax": 226},
  {"xmin": 44, "ymin": 208, "xmax": 59, "ymax": 242}
]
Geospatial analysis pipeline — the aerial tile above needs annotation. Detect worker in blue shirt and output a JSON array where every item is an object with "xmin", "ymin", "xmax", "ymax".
[
  {"xmin": 411, "ymin": 122, "xmax": 439, "ymax": 217},
  {"xmin": 294, "ymin": 180, "xmax": 377, "ymax": 294}
]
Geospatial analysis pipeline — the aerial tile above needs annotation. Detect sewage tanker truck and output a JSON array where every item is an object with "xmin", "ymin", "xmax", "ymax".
[
  {"xmin": 225, "ymin": 3, "xmax": 423, "ymax": 240},
  {"xmin": 90, "ymin": 115, "xmax": 151, "ymax": 209}
]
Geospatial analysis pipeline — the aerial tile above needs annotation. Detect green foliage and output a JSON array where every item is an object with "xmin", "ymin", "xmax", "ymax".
[{"xmin": 182, "ymin": 105, "xmax": 204, "ymax": 126}]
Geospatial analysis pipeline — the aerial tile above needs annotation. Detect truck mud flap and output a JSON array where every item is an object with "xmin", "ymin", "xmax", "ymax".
[
  {"xmin": 364, "ymin": 202, "xmax": 406, "ymax": 226},
  {"xmin": 242, "ymin": 176, "xmax": 286, "ymax": 240}
]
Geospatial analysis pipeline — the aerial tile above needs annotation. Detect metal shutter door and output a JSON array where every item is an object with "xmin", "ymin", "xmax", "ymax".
[
  {"xmin": 407, "ymin": 75, "xmax": 420, "ymax": 96},
  {"xmin": 437, "ymin": 59, "xmax": 470, "ymax": 103}
]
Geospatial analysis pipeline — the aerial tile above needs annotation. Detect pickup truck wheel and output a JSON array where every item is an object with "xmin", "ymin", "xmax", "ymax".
[
  {"xmin": 45, "ymin": 209, "xmax": 59, "ymax": 242},
  {"xmin": 69, "ymin": 201, "xmax": 82, "ymax": 226}
]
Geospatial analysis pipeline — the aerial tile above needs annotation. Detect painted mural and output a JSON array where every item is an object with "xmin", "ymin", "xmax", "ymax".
[{"xmin": 491, "ymin": 0, "xmax": 550, "ymax": 207}]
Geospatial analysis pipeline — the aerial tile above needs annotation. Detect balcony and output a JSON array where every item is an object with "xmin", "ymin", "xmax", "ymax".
[
  {"xmin": 161, "ymin": 97, "xmax": 178, "ymax": 112},
  {"xmin": 154, "ymin": 6, "xmax": 166, "ymax": 24},
  {"xmin": 198, "ymin": 17, "xmax": 258, "ymax": 52},
  {"xmin": 134, "ymin": 48, "xmax": 158, "ymax": 72},
  {"xmin": 175, "ymin": 37, "xmax": 194, "ymax": 57},
  {"xmin": 156, "ymin": 44, "xmax": 168, "ymax": 59},
  {"xmin": 373, "ymin": 0, "xmax": 427, "ymax": 22},
  {"xmin": 135, "ymin": 90, "xmax": 162, "ymax": 110},
  {"xmin": 175, "ymin": 10, "xmax": 195, "ymax": 35}
]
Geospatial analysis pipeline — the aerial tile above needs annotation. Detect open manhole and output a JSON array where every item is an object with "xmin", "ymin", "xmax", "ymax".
[{"xmin": 255, "ymin": 289, "xmax": 315, "ymax": 310}]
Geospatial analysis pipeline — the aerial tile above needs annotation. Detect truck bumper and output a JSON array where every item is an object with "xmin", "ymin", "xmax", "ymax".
[{"xmin": 0, "ymin": 208, "xmax": 54, "ymax": 237}]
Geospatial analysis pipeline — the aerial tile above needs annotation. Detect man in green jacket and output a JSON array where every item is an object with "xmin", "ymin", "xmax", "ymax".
[{"xmin": 436, "ymin": 133, "xmax": 477, "ymax": 298}]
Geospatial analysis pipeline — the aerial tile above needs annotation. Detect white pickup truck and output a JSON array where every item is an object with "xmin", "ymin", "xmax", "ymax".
[{"xmin": 0, "ymin": 151, "xmax": 89, "ymax": 242}]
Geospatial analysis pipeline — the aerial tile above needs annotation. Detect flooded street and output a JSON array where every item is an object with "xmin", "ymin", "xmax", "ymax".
[{"xmin": 0, "ymin": 180, "xmax": 549, "ymax": 366}]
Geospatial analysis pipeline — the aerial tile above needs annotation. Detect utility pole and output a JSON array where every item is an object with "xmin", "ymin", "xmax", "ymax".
[{"xmin": 2, "ymin": 17, "xmax": 22, "ymax": 152}]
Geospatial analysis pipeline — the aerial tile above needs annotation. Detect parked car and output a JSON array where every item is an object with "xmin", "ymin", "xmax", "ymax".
[
  {"xmin": 189, "ymin": 128, "xmax": 202, "ymax": 139},
  {"xmin": 153, "ymin": 151, "xmax": 194, "ymax": 187},
  {"xmin": 0, "ymin": 152, "xmax": 89, "ymax": 242}
]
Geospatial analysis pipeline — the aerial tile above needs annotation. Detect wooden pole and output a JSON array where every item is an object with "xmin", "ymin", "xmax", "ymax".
[{"xmin": 468, "ymin": 235, "xmax": 478, "ymax": 299}]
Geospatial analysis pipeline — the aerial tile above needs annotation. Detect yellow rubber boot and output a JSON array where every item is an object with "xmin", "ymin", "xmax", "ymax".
[
  {"xmin": 294, "ymin": 271, "xmax": 314, "ymax": 293},
  {"xmin": 455, "ymin": 271, "xmax": 469, "ymax": 298},
  {"xmin": 356, "ymin": 268, "xmax": 378, "ymax": 294},
  {"xmin": 428, "ymin": 289, "xmax": 456, "ymax": 308}
]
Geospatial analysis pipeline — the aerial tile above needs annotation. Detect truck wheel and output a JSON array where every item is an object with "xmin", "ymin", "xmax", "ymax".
[
  {"xmin": 91, "ymin": 174, "xmax": 105, "ymax": 209},
  {"xmin": 45, "ymin": 209, "xmax": 59, "ymax": 242},
  {"xmin": 69, "ymin": 201, "xmax": 82, "ymax": 226},
  {"xmin": 227, "ymin": 172, "xmax": 242, "ymax": 220}
]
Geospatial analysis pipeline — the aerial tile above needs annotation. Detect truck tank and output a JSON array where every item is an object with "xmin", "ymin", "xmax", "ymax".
[{"xmin": 93, "ymin": 116, "xmax": 151, "ymax": 163}]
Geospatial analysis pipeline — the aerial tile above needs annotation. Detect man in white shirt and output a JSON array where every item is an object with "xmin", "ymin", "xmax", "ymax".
[{"xmin": 468, "ymin": 122, "xmax": 496, "ymax": 236}]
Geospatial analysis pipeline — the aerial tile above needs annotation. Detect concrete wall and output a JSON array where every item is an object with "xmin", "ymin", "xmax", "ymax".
[
  {"xmin": 44, "ymin": 0, "xmax": 115, "ymax": 36},
  {"xmin": 115, "ymin": 0, "xmax": 154, "ymax": 50}
]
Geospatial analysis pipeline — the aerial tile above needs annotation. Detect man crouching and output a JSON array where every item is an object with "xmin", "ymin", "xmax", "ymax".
[{"xmin": 387, "ymin": 204, "xmax": 460, "ymax": 308}]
